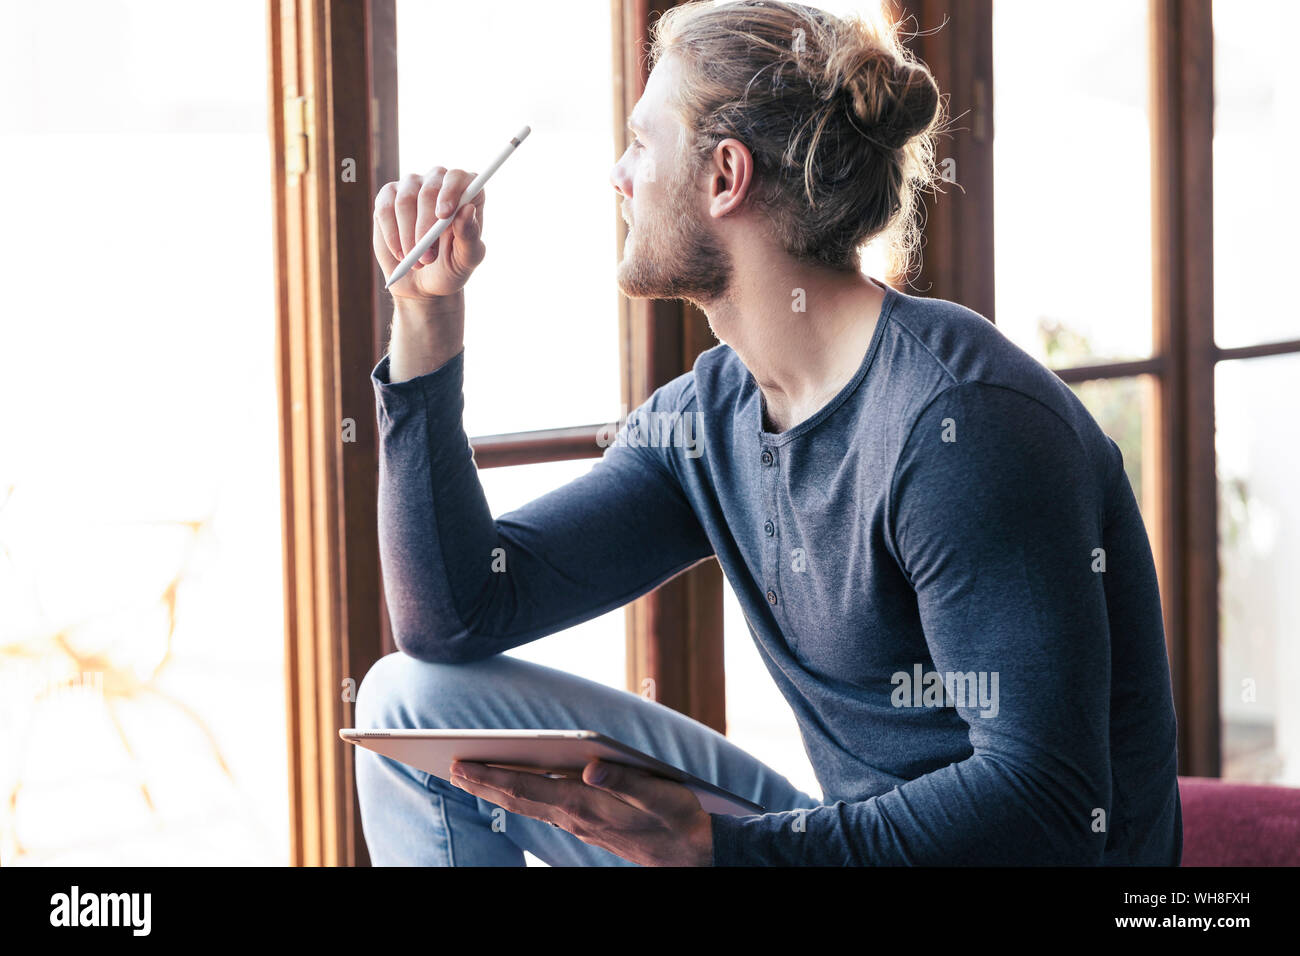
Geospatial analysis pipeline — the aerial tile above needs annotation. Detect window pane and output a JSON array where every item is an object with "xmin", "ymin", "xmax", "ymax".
[
  {"xmin": 1212, "ymin": 0, "xmax": 1300, "ymax": 348},
  {"xmin": 478, "ymin": 460, "xmax": 626, "ymax": 690},
  {"xmin": 395, "ymin": 1, "xmax": 621, "ymax": 437},
  {"xmin": 993, "ymin": 0, "xmax": 1153, "ymax": 367},
  {"xmin": 0, "ymin": 0, "xmax": 284, "ymax": 864},
  {"xmin": 723, "ymin": 580, "xmax": 822, "ymax": 801},
  {"xmin": 1216, "ymin": 355, "xmax": 1300, "ymax": 783},
  {"xmin": 1065, "ymin": 374, "xmax": 1157, "ymax": 529}
]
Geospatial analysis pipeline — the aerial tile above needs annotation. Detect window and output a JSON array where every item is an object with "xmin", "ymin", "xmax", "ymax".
[
  {"xmin": 1213, "ymin": 0, "xmax": 1300, "ymax": 784},
  {"xmin": 1065, "ymin": 375, "xmax": 1156, "ymax": 516},
  {"xmin": 1216, "ymin": 355, "xmax": 1300, "ymax": 783},
  {"xmin": 393, "ymin": 0, "xmax": 625, "ymax": 687},
  {"xmin": 993, "ymin": 0, "xmax": 1155, "ymax": 370},
  {"xmin": 478, "ymin": 460, "xmax": 626, "ymax": 690},
  {"xmin": 395, "ymin": 0, "xmax": 622, "ymax": 437}
]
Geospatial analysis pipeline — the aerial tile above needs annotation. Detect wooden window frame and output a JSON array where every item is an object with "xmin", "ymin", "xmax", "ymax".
[{"xmin": 270, "ymin": 0, "xmax": 397, "ymax": 867}]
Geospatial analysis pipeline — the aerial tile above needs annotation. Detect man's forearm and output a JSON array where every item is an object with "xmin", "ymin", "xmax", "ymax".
[{"xmin": 387, "ymin": 290, "xmax": 466, "ymax": 383}]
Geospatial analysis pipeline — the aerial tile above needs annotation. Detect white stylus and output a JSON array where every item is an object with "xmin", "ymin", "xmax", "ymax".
[{"xmin": 383, "ymin": 125, "xmax": 531, "ymax": 290}]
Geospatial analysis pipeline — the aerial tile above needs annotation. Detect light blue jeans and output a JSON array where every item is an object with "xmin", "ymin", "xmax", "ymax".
[{"xmin": 353, "ymin": 651, "xmax": 821, "ymax": 866}]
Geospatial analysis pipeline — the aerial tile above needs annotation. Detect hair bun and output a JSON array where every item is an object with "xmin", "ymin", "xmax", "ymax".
[{"xmin": 842, "ymin": 51, "xmax": 940, "ymax": 152}]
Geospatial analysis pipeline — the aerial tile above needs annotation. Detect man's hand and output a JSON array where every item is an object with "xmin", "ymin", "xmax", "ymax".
[
  {"xmin": 373, "ymin": 166, "xmax": 487, "ymax": 301},
  {"xmin": 448, "ymin": 759, "xmax": 714, "ymax": 866}
]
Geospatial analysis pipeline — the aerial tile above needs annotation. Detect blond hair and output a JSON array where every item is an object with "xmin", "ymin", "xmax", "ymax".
[{"xmin": 649, "ymin": 0, "xmax": 948, "ymax": 281}]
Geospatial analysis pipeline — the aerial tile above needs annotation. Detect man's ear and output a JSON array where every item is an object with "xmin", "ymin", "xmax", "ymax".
[{"xmin": 707, "ymin": 137, "xmax": 753, "ymax": 220}]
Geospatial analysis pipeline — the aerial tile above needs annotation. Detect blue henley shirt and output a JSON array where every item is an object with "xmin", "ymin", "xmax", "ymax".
[{"xmin": 369, "ymin": 280, "xmax": 1183, "ymax": 866}]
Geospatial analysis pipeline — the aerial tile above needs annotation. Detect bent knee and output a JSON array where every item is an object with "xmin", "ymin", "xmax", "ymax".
[{"xmin": 353, "ymin": 650, "xmax": 518, "ymax": 730}]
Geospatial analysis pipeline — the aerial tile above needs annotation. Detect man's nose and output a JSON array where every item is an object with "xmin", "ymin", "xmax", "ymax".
[{"xmin": 610, "ymin": 161, "xmax": 631, "ymax": 199}]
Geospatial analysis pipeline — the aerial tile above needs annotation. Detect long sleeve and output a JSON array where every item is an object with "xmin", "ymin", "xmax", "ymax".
[
  {"xmin": 372, "ymin": 348, "xmax": 715, "ymax": 663},
  {"xmin": 710, "ymin": 382, "xmax": 1114, "ymax": 865}
]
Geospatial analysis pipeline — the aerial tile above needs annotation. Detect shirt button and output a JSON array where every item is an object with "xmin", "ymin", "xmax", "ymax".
[
  {"xmin": 763, "ymin": 520, "xmax": 774, "ymax": 536},
  {"xmin": 766, "ymin": 589, "xmax": 778, "ymax": 605},
  {"xmin": 761, "ymin": 450, "xmax": 773, "ymax": 466}
]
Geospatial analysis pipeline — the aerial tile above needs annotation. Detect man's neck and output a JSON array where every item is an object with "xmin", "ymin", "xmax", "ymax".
[{"xmin": 704, "ymin": 265, "xmax": 888, "ymax": 434}]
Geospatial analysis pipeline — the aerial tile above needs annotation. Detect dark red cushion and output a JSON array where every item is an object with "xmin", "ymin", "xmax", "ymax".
[{"xmin": 1179, "ymin": 775, "xmax": 1300, "ymax": 866}]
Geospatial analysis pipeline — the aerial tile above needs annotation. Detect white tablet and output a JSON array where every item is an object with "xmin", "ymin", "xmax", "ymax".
[{"xmin": 339, "ymin": 728, "xmax": 766, "ymax": 816}]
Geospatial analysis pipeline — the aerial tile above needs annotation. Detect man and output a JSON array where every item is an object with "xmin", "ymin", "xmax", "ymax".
[{"xmin": 355, "ymin": 0, "xmax": 1181, "ymax": 866}]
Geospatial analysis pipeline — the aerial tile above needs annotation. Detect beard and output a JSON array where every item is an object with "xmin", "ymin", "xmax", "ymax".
[{"xmin": 615, "ymin": 162, "xmax": 733, "ymax": 309}]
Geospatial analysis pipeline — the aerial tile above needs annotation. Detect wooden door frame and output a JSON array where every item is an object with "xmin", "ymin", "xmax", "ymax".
[
  {"xmin": 1149, "ymin": 0, "xmax": 1218, "ymax": 777},
  {"xmin": 268, "ymin": 0, "xmax": 396, "ymax": 867}
]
